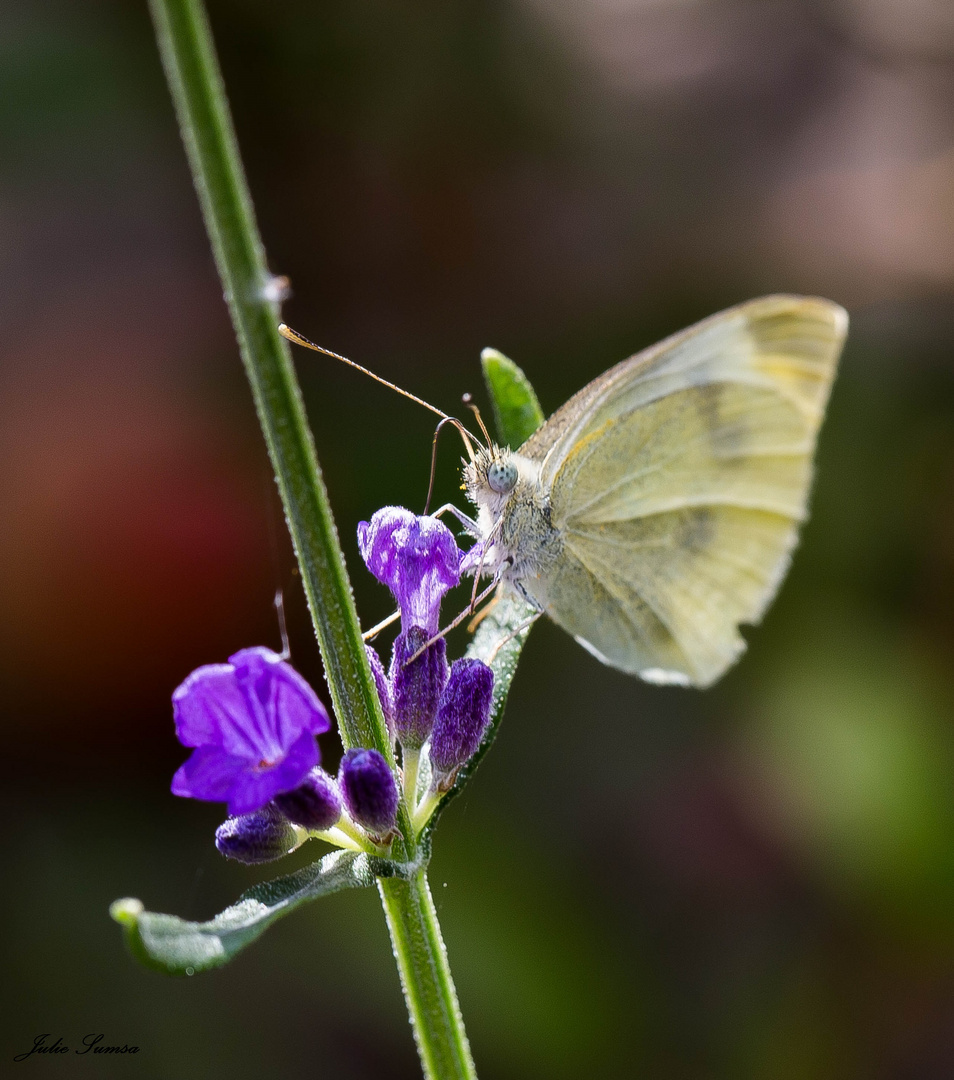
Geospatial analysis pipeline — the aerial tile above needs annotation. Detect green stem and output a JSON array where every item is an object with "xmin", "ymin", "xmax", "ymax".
[
  {"xmin": 148, "ymin": 0, "xmax": 388, "ymax": 761},
  {"xmin": 413, "ymin": 789, "xmax": 441, "ymax": 834},
  {"xmin": 148, "ymin": 2, "xmax": 477, "ymax": 1075},
  {"xmin": 403, "ymin": 747, "xmax": 422, "ymax": 814},
  {"xmin": 379, "ymin": 871, "xmax": 477, "ymax": 1080}
]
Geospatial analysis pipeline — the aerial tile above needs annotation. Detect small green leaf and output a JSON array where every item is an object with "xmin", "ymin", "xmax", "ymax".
[
  {"xmin": 481, "ymin": 348, "xmax": 545, "ymax": 449},
  {"xmin": 435, "ymin": 590, "xmax": 537, "ymax": 821},
  {"xmin": 111, "ymin": 849, "xmax": 410, "ymax": 976}
]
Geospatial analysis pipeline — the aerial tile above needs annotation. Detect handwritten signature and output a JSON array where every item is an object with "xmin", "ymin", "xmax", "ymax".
[{"xmin": 14, "ymin": 1034, "xmax": 140, "ymax": 1061}]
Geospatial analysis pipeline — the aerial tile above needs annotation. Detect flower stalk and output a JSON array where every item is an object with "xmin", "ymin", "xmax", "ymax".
[
  {"xmin": 147, "ymin": 1, "xmax": 475, "ymax": 1075},
  {"xmin": 147, "ymin": 0, "xmax": 388, "ymax": 765},
  {"xmin": 378, "ymin": 871, "xmax": 477, "ymax": 1080}
]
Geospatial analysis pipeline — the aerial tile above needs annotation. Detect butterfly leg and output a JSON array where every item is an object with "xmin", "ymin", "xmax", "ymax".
[
  {"xmin": 403, "ymin": 566, "xmax": 510, "ymax": 665},
  {"xmin": 486, "ymin": 610, "xmax": 543, "ymax": 663},
  {"xmin": 466, "ymin": 589, "xmax": 501, "ymax": 632},
  {"xmin": 463, "ymin": 515, "xmax": 504, "ymax": 616},
  {"xmin": 430, "ymin": 505, "xmax": 504, "ymax": 605},
  {"xmin": 430, "ymin": 503, "xmax": 480, "ymax": 535},
  {"xmin": 361, "ymin": 607, "xmax": 401, "ymax": 642}
]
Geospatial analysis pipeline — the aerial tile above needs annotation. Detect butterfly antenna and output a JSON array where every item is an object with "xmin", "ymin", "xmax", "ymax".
[
  {"xmin": 424, "ymin": 415, "xmax": 476, "ymax": 514},
  {"xmin": 279, "ymin": 323, "xmax": 452, "ymax": 422},
  {"xmin": 462, "ymin": 393, "xmax": 493, "ymax": 446},
  {"xmin": 279, "ymin": 322, "xmax": 481, "ymax": 475}
]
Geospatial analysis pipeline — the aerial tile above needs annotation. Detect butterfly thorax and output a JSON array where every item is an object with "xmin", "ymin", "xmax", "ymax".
[{"xmin": 463, "ymin": 444, "xmax": 561, "ymax": 585}]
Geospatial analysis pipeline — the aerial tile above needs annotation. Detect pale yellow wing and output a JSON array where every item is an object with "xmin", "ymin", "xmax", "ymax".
[
  {"xmin": 520, "ymin": 295, "xmax": 847, "ymax": 687},
  {"xmin": 522, "ymin": 295, "xmax": 845, "ymax": 486}
]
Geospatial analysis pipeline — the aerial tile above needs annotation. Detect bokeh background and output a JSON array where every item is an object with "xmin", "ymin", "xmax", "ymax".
[{"xmin": 3, "ymin": 0, "xmax": 954, "ymax": 1076}]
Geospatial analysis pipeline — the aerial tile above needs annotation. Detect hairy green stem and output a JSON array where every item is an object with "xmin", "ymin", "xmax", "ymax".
[
  {"xmin": 148, "ymin": 0, "xmax": 388, "ymax": 761},
  {"xmin": 148, "ymin": 1, "xmax": 476, "ymax": 1074},
  {"xmin": 379, "ymin": 872, "xmax": 477, "ymax": 1080}
]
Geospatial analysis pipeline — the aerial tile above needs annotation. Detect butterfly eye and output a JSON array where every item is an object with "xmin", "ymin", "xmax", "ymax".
[{"xmin": 487, "ymin": 461, "xmax": 518, "ymax": 494}]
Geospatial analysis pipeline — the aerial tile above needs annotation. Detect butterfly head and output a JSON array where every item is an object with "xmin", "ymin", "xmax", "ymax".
[{"xmin": 463, "ymin": 444, "xmax": 539, "ymax": 518}]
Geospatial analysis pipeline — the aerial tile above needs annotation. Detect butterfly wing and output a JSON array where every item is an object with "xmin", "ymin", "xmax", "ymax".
[{"xmin": 519, "ymin": 295, "xmax": 847, "ymax": 687}]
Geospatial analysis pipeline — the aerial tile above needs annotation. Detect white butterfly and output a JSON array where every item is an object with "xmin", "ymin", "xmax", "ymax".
[
  {"xmin": 281, "ymin": 294, "xmax": 846, "ymax": 688},
  {"xmin": 459, "ymin": 295, "xmax": 846, "ymax": 687}
]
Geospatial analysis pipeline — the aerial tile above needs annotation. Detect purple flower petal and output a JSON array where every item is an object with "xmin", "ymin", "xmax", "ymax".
[
  {"xmin": 171, "ymin": 647, "xmax": 331, "ymax": 816},
  {"xmin": 173, "ymin": 648, "xmax": 329, "ymax": 764},
  {"xmin": 227, "ymin": 647, "xmax": 330, "ymax": 759},
  {"xmin": 171, "ymin": 745, "xmax": 249, "ymax": 803},
  {"xmin": 172, "ymin": 663, "xmax": 245, "ymax": 749},
  {"xmin": 225, "ymin": 732, "xmax": 321, "ymax": 817},
  {"xmin": 357, "ymin": 507, "xmax": 461, "ymax": 634},
  {"xmin": 458, "ymin": 543, "xmax": 485, "ymax": 577},
  {"xmin": 366, "ymin": 644, "xmax": 395, "ymax": 741}
]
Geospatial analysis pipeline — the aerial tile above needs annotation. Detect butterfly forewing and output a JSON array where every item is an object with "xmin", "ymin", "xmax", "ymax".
[
  {"xmin": 522, "ymin": 296, "xmax": 845, "ymax": 483},
  {"xmin": 515, "ymin": 295, "xmax": 847, "ymax": 687}
]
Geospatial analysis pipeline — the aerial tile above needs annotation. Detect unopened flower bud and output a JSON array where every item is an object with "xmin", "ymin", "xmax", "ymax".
[
  {"xmin": 366, "ymin": 645, "xmax": 395, "ymax": 741},
  {"xmin": 391, "ymin": 627, "xmax": 448, "ymax": 750},
  {"xmin": 273, "ymin": 768, "xmax": 341, "ymax": 831},
  {"xmin": 339, "ymin": 748, "xmax": 398, "ymax": 835},
  {"xmin": 215, "ymin": 804, "xmax": 301, "ymax": 864},
  {"xmin": 430, "ymin": 659, "xmax": 494, "ymax": 787}
]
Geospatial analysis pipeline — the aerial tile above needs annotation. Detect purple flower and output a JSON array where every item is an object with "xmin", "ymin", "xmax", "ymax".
[
  {"xmin": 339, "ymin": 748, "xmax": 399, "ymax": 835},
  {"xmin": 357, "ymin": 507, "xmax": 461, "ymax": 634},
  {"xmin": 430, "ymin": 659, "xmax": 494, "ymax": 786},
  {"xmin": 171, "ymin": 647, "xmax": 331, "ymax": 817},
  {"xmin": 215, "ymin": 804, "xmax": 301, "ymax": 864},
  {"xmin": 274, "ymin": 767, "xmax": 342, "ymax": 831},
  {"xmin": 391, "ymin": 627, "xmax": 448, "ymax": 750}
]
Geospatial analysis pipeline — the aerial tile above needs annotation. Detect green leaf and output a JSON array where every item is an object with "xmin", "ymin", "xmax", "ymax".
[
  {"xmin": 110, "ymin": 849, "xmax": 410, "ymax": 976},
  {"xmin": 481, "ymin": 348, "xmax": 545, "ymax": 449}
]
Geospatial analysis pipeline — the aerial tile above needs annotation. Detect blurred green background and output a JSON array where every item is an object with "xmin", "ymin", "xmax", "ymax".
[{"xmin": 3, "ymin": 1, "xmax": 954, "ymax": 1076}]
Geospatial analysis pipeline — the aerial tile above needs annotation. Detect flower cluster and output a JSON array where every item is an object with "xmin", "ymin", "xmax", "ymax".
[
  {"xmin": 171, "ymin": 646, "xmax": 398, "ymax": 860},
  {"xmin": 169, "ymin": 507, "xmax": 494, "ymax": 862},
  {"xmin": 360, "ymin": 508, "xmax": 495, "ymax": 825}
]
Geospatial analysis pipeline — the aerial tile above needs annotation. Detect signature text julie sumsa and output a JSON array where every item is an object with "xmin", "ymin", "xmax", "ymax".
[{"xmin": 14, "ymin": 1034, "xmax": 140, "ymax": 1060}]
